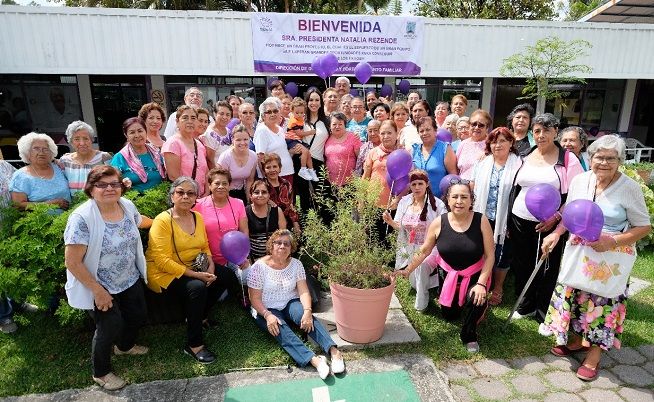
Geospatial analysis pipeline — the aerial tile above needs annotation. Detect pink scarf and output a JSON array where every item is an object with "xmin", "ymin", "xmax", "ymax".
[
  {"xmin": 432, "ymin": 253, "xmax": 487, "ymax": 307},
  {"xmin": 119, "ymin": 143, "xmax": 166, "ymax": 183}
]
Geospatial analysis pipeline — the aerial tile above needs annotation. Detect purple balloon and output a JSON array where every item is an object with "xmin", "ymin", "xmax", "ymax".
[
  {"xmin": 320, "ymin": 52, "xmax": 339, "ymax": 77},
  {"xmin": 562, "ymin": 199, "xmax": 605, "ymax": 242},
  {"xmin": 525, "ymin": 184, "xmax": 561, "ymax": 222},
  {"xmin": 266, "ymin": 76, "xmax": 279, "ymax": 88},
  {"xmin": 220, "ymin": 230, "xmax": 251, "ymax": 265},
  {"xmin": 439, "ymin": 174, "xmax": 460, "ymax": 197},
  {"xmin": 380, "ymin": 84, "xmax": 393, "ymax": 98},
  {"xmin": 354, "ymin": 62, "xmax": 373, "ymax": 85},
  {"xmin": 285, "ymin": 82, "xmax": 298, "ymax": 97},
  {"xmin": 349, "ymin": 88, "xmax": 359, "ymax": 97},
  {"xmin": 312, "ymin": 56, "xmax": 327, "ymax": 80},
  {"xmin": 386, "ymin": 172, "xmax": 410, "ymax": 196},
  {"xmin": 398, "ymin": 79, "xmax": 411, "ymax": 95},
  {"xmin": 436, "ymin": 128, "xmax": 452, "ymax": 143},
  {"xmin": 226, "ymin": 118, "xmax": 240, "ymax": 132},
  {"xmin": 386, "ymin": 149, "xmax": 413, "ymax": 181}
]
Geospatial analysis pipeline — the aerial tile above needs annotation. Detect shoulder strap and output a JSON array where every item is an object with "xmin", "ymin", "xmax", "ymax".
[
  {"xmin": 168, "ymin": 209, "xmax": 184, "ymax": 266},
  {"xmin": 191, "ymin": 140, "xmax": 198, "ymax": 180}
]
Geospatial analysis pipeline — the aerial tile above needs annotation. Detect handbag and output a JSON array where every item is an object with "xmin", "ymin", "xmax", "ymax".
[
  {"xmin": 557, "ymin": 235, "xmax": 637, "ymax": 298},
  {"xmin": 168, "ymin": 210, "xmax": 210, "ymax": 273}
]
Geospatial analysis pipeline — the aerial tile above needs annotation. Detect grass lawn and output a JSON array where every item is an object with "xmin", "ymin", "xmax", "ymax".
[{"xmin": 1, "ymin": 249, "xmax": 653, "ymax": 397}]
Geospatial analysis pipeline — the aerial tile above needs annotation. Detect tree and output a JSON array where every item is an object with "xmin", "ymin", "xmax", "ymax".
[
  {"xmin": 500, "ymin": 36, "xmax": 592, "ymax": 114},
  {"xmin": 565, "ymin": 0, "xmax": 606, "ymax": 21},
  {"xmin": 416, "ymin": 0, "xmax": 556, "ymax": 20},
  {"xmin": 363, "ymin": 0, "xmax": 390, "ymax": 14}
]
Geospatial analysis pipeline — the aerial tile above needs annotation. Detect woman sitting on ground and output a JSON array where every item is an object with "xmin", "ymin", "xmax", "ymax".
[
  {"xmin": 383, "ymin": 169, "xmax": 446, "ymax": 311},
  {"xmin": 246, "ymin": 180, "xmax": 287, "ymax": 262},
  {"xmin": 248, "ymin": 229, "xmax": 345, "ymax": 379},
  {"xmin": 396, "ymin": 179, "xmax": 494, "ymax": 353},
  {"xmin": 59, "ymin": 120, "xmax": 112, "ymax": 195},
  {"xmin": 64, "ymin": 166, "xmax": 150, "ymax": 390},
  {"xmin": 146, "ymin": 176, "xmax": 219, "ymax": 364}
]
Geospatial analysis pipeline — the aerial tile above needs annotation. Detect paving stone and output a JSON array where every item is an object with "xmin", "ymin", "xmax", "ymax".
[
  {"xmin": 509, "ymin": 356, "xmax": 548, "ymax": 373},
  {"xmin": 637, "ymin": 344, "xmax": 654, "ymax": 361},
  {"xmin": 607, "ymin": 346, "xmax": 647, "ymax": 365},
  {"xmin": 472, "ymin": 358, "xmax": 512, "ymax": 377},
  {"xmin": 542, "ymin": 354, "xmax": 581, "ymax": 371},
  {"xmin": 589, "ymin": 369, "xmax": 622, "ymax": 389},
  {"xmin": 643, "ymin": 361, "xmax": 654, "ymax": 375},
  {"xmin": 618, "ymin": 387, "xmax": 654, "ymax": 402},
  {"xmin": 511, "ymin": 400, "xmax": 538, "ymax": 402},
  {"xmin": 442, "ymin": 363, "xmax": 479, "ymax": 381},
  {"xmin": 544, "ymin": 392, "xmax": 584, "ymax": 402},
  {"xmin": 610, "ymin": 364, "xmax": 654, "ymax": 387},
  {"xmin": 600, "ymin": 353, "xmax": 617, "ymax": 368},
  {"xmin": 578, "ymin": 388, "xmax": 623, "ymax": 402},
  {"xmin": 510, "ymin": 374, "xmax": 547, "ymax": 395},
  {"xmin": 544, "ymin": 371, "xmax": 586, "ymax": 392},
  {"xmin": 450, "ymin": 384, "xmax": 473, "ymax": 402},
  {"xmin": 470, "ymin": 378, "xmax": 512, "ymax": 400}
]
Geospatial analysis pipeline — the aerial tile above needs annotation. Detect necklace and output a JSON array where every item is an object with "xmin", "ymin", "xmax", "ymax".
[
  {"xmin": 30, "ymin": 165, "xmax": 51, "ymax": 180},
  {"xmin": 212, "ymin": 197, "xmax": 237, "ymax": 232},
  {"xmin": 592, "ymin": 170, "xmax": 619, "ymax": 202}
]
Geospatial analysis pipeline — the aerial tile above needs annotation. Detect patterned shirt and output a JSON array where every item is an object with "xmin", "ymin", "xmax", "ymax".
[
  {"xmin": 485, "ymin": 165, "xmax": 505, "ymax": 221},
  {"xmin": 58, "ymin": 151, "xmax": 111, "ymax": 194}
]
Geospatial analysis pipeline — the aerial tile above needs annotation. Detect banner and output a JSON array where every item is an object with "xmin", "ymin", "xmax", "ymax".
[{"xmin": 251, "ymin": 13, "xmax": 424, "ymax": 76}]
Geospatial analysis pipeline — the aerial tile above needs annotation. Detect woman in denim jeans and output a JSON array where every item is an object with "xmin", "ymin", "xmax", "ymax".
[{"xmin": 247, "ymin": 229, "xmax": 345, "ymax": 380}]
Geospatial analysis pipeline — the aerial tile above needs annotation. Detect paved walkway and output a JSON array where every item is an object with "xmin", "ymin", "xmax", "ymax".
[{"xmin": 442, "ymin": 344, "xmax": 654, "ymax": 402}]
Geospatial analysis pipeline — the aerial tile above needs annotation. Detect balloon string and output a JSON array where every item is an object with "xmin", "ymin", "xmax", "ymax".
[
  {"xmin": 385, "ymin": 180, "xmax": 395, "ymax": 236},
  {"xmin": 535, "ymin": 231, "xmax": 542, "ymax": 271}
]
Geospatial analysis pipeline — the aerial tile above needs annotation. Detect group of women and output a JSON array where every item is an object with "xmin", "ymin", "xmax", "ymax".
[{"xmin": 1, "ymin": 81, "xmax": 650, "ymax": 387}]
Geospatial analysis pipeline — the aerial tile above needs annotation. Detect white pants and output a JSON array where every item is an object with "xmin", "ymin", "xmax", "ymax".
[{"xmin": 409, "ymin": 263, "xmax": 439, "ymax": 311}]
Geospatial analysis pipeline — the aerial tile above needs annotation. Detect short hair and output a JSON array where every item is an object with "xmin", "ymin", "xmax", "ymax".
[
  {"xmin": 380, "ymin": 119, "xmax": 398, "ymax": 133},
  {"xmin": 239, "ymin": 102, "xmax": 255, "ymax": 113},
  {"xmin": 587, "ymin": 134, "xmax": 626, "ymax": 163},
  {"xmin": 335, "ymin": 77, "xmax": 351, "ymax": 86},
  {"xmin": 408, "ymin": 92, "xmax": 422, "ymax": 100},
  {"xmin": 485, "ymin": 127, "xmax": 518, "ymax": 155},
  {"xmin": 17, "ymin": 132, "xmax": 58, "ymax": 163},
  {"xmin": 435, "ymin": 101, "xmax": 450, "ymax": 111},
  {"xmin": 470, "ymin": 109, "xmax": 492, "ymax": 127},
  {"xmin": 340, "ymin": 94, "xmax": 353, "ymax": 104},
  {"xmin": 367, "ymin": 119, "xmax": 381, "ymax": 129},
  {"xmin": 168, "ymin": 176, "xmax": 200, "ymax": 206},
  {"xmin": 507, "ymin": 103, "xmax": 535, "ymax": 130},
  {"xmin": 249, "ymin": 179, "xmax": 269, "ymax": 195},
  {"xmin": 557, "ymin": 126, "xmax": 588, "ymax": 151},
  {"xmin": 207, "ymin": 167, "xmax": 232, "ymax": 185},
  {"xmin": 390, "ymin": 102, "xmax": 410, "ymax": 119},
  {"xmin": 280, "ymin": 93, "xmax": 293, "ymax": 102},
  {"xmin": 532, "ymin": 113, "xmax": 559, "ymax": 129},
  {"xmin": 65, "ymin": 120, "xmax": 96, "ymax": 144},
  {"xmin": 417, "ymin": 116, "xmax": 437, "ymax": 131},
  {"xmin": 291, "ymin": 97, "xmax": 306, "ymax": 110},
  {"xmin": 266, "ymin": 229, "xmax": 298, "ymax": 255},
  {"xmin": 138, "ymin": 102, "xmax": 167, "ymax": 125},
  {"xmin": 227, "ymin": 95, "xmax": 242, "ymax": 105},
  {"xmin": 185, "ymin": 87, "xmax": 203, "ymax": 98},
  {"xmin": 372, "ymin": 102, "xmax": 390, "ymax": 114},
  {"xmin": 330, "ymin": 112, "xmax": 348, "ymax": 125},
  {"xmin": 323, "ymin": 87, "xmax": 338, "ymax": 98},
  {"xmin": 443, "ymin": 113, "xmax": 459, "ymax": 127},
  {"xmin": 269, "ymin": 79, "xmax": 285, "ymax": 91},
  {"xmin": 451, "ymin": 94, "xmax": 468, "ymax": 105},
  {"xmin": 411, "ymin": 100, "xmax": 432, "ymax": 124},
  {"xmin": 231, "ymin": 124, "xmax": 249, "ymax": 137},
  {"xmin": 457, "ymin": 116, "xmax": 470, "ymax": 126},
  {"xmin": 196, "ymin": 107, "xmax": 210, "ymax": 120},
  {"xmin": 262, "ymin": 153, "xmax": 282, "ymax": 169},
  {"xmin": 213, "ymin": 100, "xmax": 233, "ymax": 117},
  {"xmin": 176, "ymin": 104, "xmax": 197, "ymax": 120},
  {"xmin": 122, "ymin": 117, "xmax": 146, "ymax": 137},
  {"xmin": 84, "ymin": 165, "xmax": 125, "ymax": 198},
  {"xmin": 443, "ymin": 181, "xmax": 475, "ymax": 212},
  {"xmin": 258, "ymin": 97, "xmax": 282, "ymax": 122}
]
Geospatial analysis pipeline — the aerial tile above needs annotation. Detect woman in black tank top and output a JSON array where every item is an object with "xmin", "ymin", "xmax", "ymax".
[
  {"xmin": 246, "ymin": 180, "xmax": 287, "ymax": 261},
  {"xmin": 396, "ymin": 181, "xmax": 495, "ymax": 353}
]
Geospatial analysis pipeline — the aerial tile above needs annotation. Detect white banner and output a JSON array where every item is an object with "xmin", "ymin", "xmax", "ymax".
[{"xmin": 251, "ymin": 13, "xmax": 424, "ymax": 76}]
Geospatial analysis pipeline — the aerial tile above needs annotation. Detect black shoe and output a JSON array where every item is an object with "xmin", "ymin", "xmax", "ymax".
[
  {"xmin": 183, "ymin": 345, "xmax": 216, "ymax": 364},
  {"xmin": 202, "ymin": 319, "xmax": 218, "ymax": 330}
]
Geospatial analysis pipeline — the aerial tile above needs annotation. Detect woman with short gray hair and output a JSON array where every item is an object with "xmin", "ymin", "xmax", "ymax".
[
  {"xmin": 254, "ymin": 97, "xmax": 296, "ymax": 184},
  {"xmin": 59, "ymin": 120, "xmax": 112, "ymax": 195},
  {"xmin": 557, "ymin": 127, "xmax": 589, "ymax": 171}
]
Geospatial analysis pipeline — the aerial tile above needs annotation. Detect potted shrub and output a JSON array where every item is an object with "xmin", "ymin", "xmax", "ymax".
[{"xmin": 302, "ymin": 177, "xmax": 397, "ymax": 344}]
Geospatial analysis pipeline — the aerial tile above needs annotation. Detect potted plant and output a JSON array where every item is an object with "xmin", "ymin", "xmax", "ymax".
[{"xmin": 302, "ymin": 177, "xmax": 397, "ymax": 344}]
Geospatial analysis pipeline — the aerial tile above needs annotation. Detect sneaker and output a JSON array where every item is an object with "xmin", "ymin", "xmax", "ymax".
[
  {"xmin": 308, "ymin": 169, "xmax": 319, "ymax": 182},
  {"xmin": 538, "ymin": 323, "xmax": 553, "ymax": 337},
  {"xmin": 316, "ymin": 355, "xmax": 330, "ymax": 380},
  {"xmin": 510, "ymin": 310, "xmax": 536, "ymax": 320},
  {"xmin": 0, "ymin": 318, "xmax": 17, "ymax": 334},
  {"xmin": 298, "ymin": 167, "xmax": 312, "ymax": 181},
  {"xmin": 93, "ymin": 372, "xmax": 127, "ymax": 391},
  {"xmin": 331, "ymin": 355, "xmax": 345, "ymax": 374},
  {"xmin": 114, "ymin": 344, "xmax": 149, "ymax": 355},
  {"xmin": 17, "ymin": 302, "xmax": 38, "ymax": 314},
  {"xmin": 465, "ymin": 342, "xmax": 480, "ymax": 353}
]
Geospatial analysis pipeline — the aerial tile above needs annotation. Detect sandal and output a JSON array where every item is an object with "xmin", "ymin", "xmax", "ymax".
[
  {"xmin": 577, "ymin": 363, "xmax": 599, "ymax": 381},
  {"xmin": 488, "ymin": 291, "xmax": 503, "ymax": 306},
  {"xmin": 550, "ymin": 344, "xmax": 590, "ymax": 357},
  {"xmin": 93, "ymin": 372, "xmax": 126, "ymax": 391}
]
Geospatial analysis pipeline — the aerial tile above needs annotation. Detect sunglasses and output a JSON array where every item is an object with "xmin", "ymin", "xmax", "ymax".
[
  {"xmin": 263, "ymin": 109, "xmax": 279, "ymax": 115},
  {"xmin": 174, "ymin": 189, "xmax": 197, "ymax": 197},
  {"xmin": 94, "ymin": 181, "xmax": 122, "ymax": 189},
  {"xmin": 470, "ymin": 122, "xmax": 486, "ymax": 128},
  {"xmin": 273, "ymin": 240, "xmax": 291, "ymax": 247}
]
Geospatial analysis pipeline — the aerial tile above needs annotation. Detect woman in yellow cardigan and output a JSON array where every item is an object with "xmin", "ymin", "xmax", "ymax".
[{"xmin": 146, "ymin": 176, "xmax": 219, "ymax": 364}]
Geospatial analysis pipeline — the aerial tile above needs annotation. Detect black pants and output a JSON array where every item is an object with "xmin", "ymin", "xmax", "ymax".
[
  {"xmin": 90, "ymin": 280, "xmax": 147, "ymax": 378},
  {"xmin": 439, "ymin": 271, "xmax": 488, "ymax": 344},
  {"xmin": 373, "ymin": 208, "xmax": 395, "ymax": 249},
  {"xmin": 164, "ymin": 276, "xmax": 219, "ymax": 348},
  {"xmin": 296, "ymin": 157, "xmax": 325, "ymax": 216},
  {"xmin": 508, "ymin": 214, "xmax": 564, "ymax": 323}
]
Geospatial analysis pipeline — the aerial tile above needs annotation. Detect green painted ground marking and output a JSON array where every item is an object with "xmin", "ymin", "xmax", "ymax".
[{"xmin": 224, "ymin": 369, "xmax": 420, "ymax": 402}]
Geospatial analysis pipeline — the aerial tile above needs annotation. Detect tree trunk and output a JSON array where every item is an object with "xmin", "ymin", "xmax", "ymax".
[{"xmin": 536, "ymin": 77, "xmax": 547, "ymax": 115}]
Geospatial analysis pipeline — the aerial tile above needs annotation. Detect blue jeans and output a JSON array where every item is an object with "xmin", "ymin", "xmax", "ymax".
[
  {"xmin": 0, "ymin": 295, "xmax": 13, "ymax": 322},
  {"xmin": 254, "ymin": 298, "xmax": 336, "ymax": 367}
]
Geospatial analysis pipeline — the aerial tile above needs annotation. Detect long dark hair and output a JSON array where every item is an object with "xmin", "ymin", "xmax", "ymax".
[
  {"xmin": 304, "ymin": 88, "xmax": 328, "ymax": 128},
  {"xmin": 409, "ymin": 169, "xmax": 438, "ymax": 222}
]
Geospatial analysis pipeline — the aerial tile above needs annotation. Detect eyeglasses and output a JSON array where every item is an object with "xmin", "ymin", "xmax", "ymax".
[
  {"xmin": 174, "ymin": 189, "xmax": 197, "ymax": 197},
  {"xmin": 273, "ymin": 240, "xmax": 291, "ymax": 247},
  {"xmin": 30, "ymin": 147, "xmax": 52, "ymax": 154},
  {"xmin": 592, "ymin": 156, "xmax": 619, "ymax": 164},
  {"xmin": 94, "ymin": 181, "xmax": 122, "ymax": 189},
  {"xmin": 179, "ymin": 115, "xmax": 197, "ymax": 121},
  {"xmin": 241, "ymin": 111, "xmax": 255, "ymax": 115},
  {"xmin": 252, "ymin": 190, "xmax": 268, "ymax": 195},
  {"xmin": 264, "ymin": 109, "xmax": 279, "ymax": 115},
  {"xmin": 187, "ymin": 92, "xmax": 203, "ymax": 98},
  {"xmin": 470, "ymin": 122, "xmax": 486, "ymax": 128},
  {"xmin": 351, "ymin": 105, "xmax": 364, "ymax": 109}
]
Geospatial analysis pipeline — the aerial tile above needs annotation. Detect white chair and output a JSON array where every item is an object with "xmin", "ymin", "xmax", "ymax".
[{"xmin": 624, "ymin": 138, "xmax": 654, "ymax": 162}]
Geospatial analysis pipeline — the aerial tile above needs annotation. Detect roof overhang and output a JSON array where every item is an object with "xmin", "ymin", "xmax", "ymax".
[{"xmin": 579, "ymin": 0, "xmax": 654, "ymax": 23}]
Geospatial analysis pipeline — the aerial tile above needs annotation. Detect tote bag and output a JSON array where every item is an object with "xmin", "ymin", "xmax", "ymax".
[{"xmin": 558, "ymin": 236, "xmax": 637, "ymax": 298}]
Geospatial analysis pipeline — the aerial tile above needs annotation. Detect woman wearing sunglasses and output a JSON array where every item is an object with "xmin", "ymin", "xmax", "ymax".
[
  {"xmin": 456, "ymin": 109, "xmax": 492, "ymax": 180},
  {"xmin": 248, "ymin": 229, "xmax": 345, "ymax": 380},
  {"xmin": 254, "ymin": 97, "xmax": 295, "ymax": 186},
  {"xmin": 246, "ymin": 180, "xmax": 287, "ymax": 262}
]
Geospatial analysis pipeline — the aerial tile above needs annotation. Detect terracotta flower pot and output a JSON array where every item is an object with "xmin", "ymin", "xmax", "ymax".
[{"xmin": 329, "ymin": 277, "xmax": 395, "ymax": 344}]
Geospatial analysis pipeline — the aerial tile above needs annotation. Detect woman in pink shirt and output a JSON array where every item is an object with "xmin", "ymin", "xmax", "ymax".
[
  {"xmin": 216, "ymin": 125, "xmax": 258, "ymax": 204},
  {"xmin": 324, "ymin": 112, "xmax": 361, "ymax": 187},
  {"xmin": 456, "ymin": 109, "xmax": 491, "ymax": 180}
]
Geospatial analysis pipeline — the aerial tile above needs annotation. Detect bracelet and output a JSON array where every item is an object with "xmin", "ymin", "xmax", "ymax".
[
  {"xmin": 303, "ymin": 308, "xmax": 312, "ymax": 312},
  {"xmin": 611, "ymin": 236, "xmax": 619, "ymax": 247},
  {"xmin": 554, "ymin": 212, "xmax": 562, "ymax": 221},
  {"xmin": 476, "ymin": 283, "xmax": 487, "ymax": 290}
]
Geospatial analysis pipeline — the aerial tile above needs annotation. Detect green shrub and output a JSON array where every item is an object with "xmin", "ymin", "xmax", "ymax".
[
  {"xmin": 621, "ymin": 166, "xmax": 654, "ymax": 249},
  {"xmin": 0, "ymin": 183, "xmax": 171, "ymax": 325}
]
